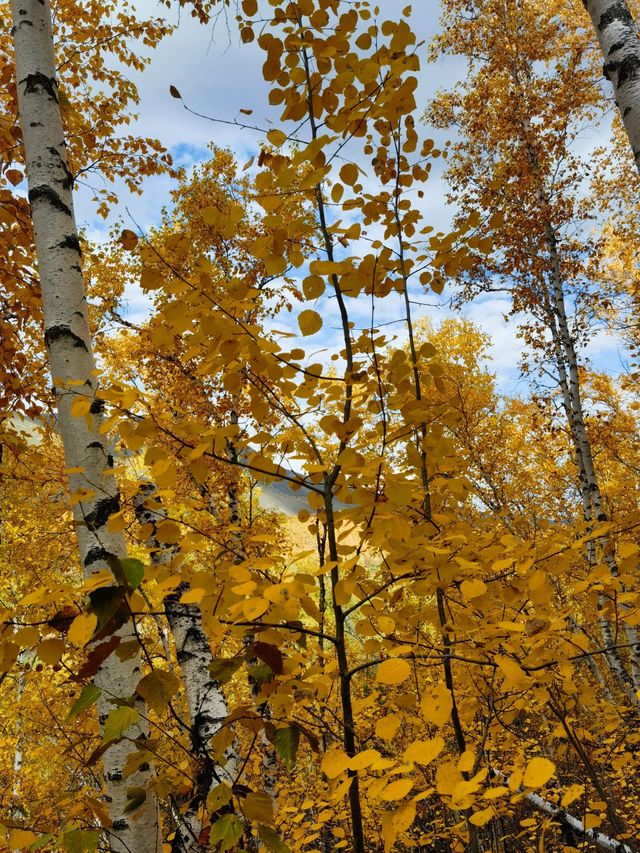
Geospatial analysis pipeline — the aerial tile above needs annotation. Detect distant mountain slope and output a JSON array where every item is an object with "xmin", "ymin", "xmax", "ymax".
[{"xmin": 256, "ymin": 477, "xmax": 310, "ymax": 516}]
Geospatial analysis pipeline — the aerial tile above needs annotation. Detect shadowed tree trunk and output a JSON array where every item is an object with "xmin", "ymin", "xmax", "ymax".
[{"xmin": 135, "ymin": 483, "xmax": 238, "ymax": 853}]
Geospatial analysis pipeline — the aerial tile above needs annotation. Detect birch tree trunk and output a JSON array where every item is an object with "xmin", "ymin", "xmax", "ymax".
[
  {"xmin": 515, "ymin": 85, "xmax": 640, "ymax": 698},
  {"xmin": 583, "ymin": 0, "xmax": 640, "ymax": 175},
  {"xmin": 10, "ymin": 2, "xmax": 159, "ymax": 850},
  {"xmin": 135, "ymin": 484, "xmax": 238, "ymax": 853},
  {"xmin": 227, "ymin": 409, "xmax": 278, "ymax": 811},
  {"xmin": 491, "ymin": 770, "xmax": 634, "ymax": 853}
]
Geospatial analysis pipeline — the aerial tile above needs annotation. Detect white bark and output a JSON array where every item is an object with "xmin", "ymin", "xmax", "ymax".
[
  {"xmin": 544, "ymin": 229, "xmax": 640, "ymax": 697},
  {"xmin": 489, "ymin": 769, "xmax": 634, "ymax": 852},
  {"xmin": 584, "ymin": 0, "xmax": 640, "ymax": 175},
  {"xmin": 10, "ymin": 2, "xmax": 159, "ymax": 850},
  {"xmin": 523, "ymin": 788, "xmax": 634, "ymax": 853},
  {"xmin": 516, "ymin": 101, "xmax": 640, "ymax": 699},
  {"xmin": 135, "ymin": 485, "xmax": 237, "ymax": 853}
]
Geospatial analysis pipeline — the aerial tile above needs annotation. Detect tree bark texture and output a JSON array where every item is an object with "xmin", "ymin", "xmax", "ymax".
[
  {"xmin": 10, "ymin": 2, "xmax": 159, "ymax": 849},
  {"xmin": 584, "ymin": 0, "xmax": 640, "ymax": 175},
  {"xmin": 135, "ymin": 484, "xmax": 237, "ymax": 853}
]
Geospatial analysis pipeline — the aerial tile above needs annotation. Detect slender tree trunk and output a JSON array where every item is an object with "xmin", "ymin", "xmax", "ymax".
[
  {"xmin": 491, "ymin": 769, "xmax": 634, "ymax": 853},
  {"xmin": 135, "ymin": 484, "xmax": 237, "ymax": 853},
  {"xmin": 10, "ymin": 2, "xmax": 159, "ymax": 849},
  {"xmin": 546, "ymin": 232, "xmax": 640, "ymax": 693},
  {"xmin": 225, "ymin": 404, "xmax": 278, "ymax": 814},
  {"xmin": 517, "ymin": 92, "xmax": 640, "ymax": 696},
  {"xmin": 583, "ymin": 0, "xmax": 640, "ymax": 175}
]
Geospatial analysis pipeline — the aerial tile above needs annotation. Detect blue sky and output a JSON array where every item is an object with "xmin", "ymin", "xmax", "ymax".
[{"xmin": 74, "ymin": 0, "xmax": 626, "ymax": 396}]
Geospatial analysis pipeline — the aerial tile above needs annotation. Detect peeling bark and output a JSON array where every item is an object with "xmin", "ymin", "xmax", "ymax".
[{"xmin": 10, "ymin": 2, "xmax": 159, "ymax": 849}]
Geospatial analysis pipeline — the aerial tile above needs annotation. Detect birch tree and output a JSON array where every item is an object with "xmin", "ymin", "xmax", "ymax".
[
  {"xmin": 430, "ymin": 0, "xmax": 640, "ymax": 698},
  {"xmin": 9, "ymin": 1, "xmax": 159, "ymax": 849},
  {"xmin": 583, "ymin": 0, "xmax": 640, "ymax": 175}
]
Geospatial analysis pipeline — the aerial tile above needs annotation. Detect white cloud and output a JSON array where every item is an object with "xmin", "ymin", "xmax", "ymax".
[{"xmin": 73, "ymin": 1, "xmax": 624, "ymax": 394}]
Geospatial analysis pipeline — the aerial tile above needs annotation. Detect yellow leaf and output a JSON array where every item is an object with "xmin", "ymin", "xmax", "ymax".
[
  {"xmin": 243, "ymin": 791, "xmax": 274, "ymax": 825},
  {"xmin": 207, "ymin": 783, "xmax": 233, "ymax": 815},
  {"xmin": 180, "ymin": 588, "xmax": 205, "ymax": 605},
  {"xmin": 243, "ymin": 598, "xmax": 269, "ymax": 620},
  {"xmin": 381, "ymin": 777, "xmax": 413, "ymax": 801},
  {"xmin": 321, "ymin": 747, "xmax": 350, "ymax": 779},
  {"xmin": 483, "ymin": 786, "xmax": 509, "ymax": 800},
  {"xmin": 421, "ymin": 683, "xmax": 453, "ymax": 727},
  {"xmin": 523, "ymin": 757, "xmax": 555, "ymax": 789},
  {"xmin": 403, "ymin": 736, "xmax": 444, "ymax": 766},
  {"xmin": 348, "ymin": 749, "xmax": 380, "ymax": 771},
  {"xmin": 375, "ymin": 714, "xmax": 401, "ymax": 741},
  {"xmin": 470, "ymin": 806, "xmax": 494, "ymax": 827},
  {"xmin": 303, "ymin": 275, "xmax": 325, "ymax": 299},
  {"xmin": 14, "ymin": 626, "xmax": 39, "ymax": 647},
  {"xmin": 458, "ymin": 749, "xmax": 475, "ymax": 773},
  {"xmin": 339, "ymin": 163, "xmax": 359, "ymax": 185},
  {"xmin": 9, "ymin": 829, "xmax": 38, "ymax": 850},
  {"xmin": 495, "ymin": 654, "xmax": 529, "ymax": 688},
  {"xmin": 381, "ymin": 801, "xmax": 416, "ymax": 853},
  {"xmin": 70, "ymin": 396, "xmax": 92, "ymax": 417},
  {"xmin": 68, "ymin": 613, "xmax": 97, "ymax": 647},
  {"xmin": 267, "ymin": 129, "xmax": 287, "ymax": 147},
  {"xmin": 202, "ymin": 205, "xmax": 220, "ymax": 226},
  {"xmin": 298, "ymin": 309, "xmax": 323, "ymax": 336},
  {"xmin": 460, "ymin": 579, "xmax": 487, "ymax": 599},
  {"xmin": 376, "ymin": 657, "xmax": 411, "ymax": 686},
  {"xmin": 118, "ymin": 229, "xmax": 138, "ymax": 251},
  {"xmin": 561, "ymin": 783, "xmax": 585, "ymax": 808},
  {"xmin": 37, "ymin": 638, "xmax": 65, "ymax": 665},
  {"xmin": 309, "ymin": 260, "xmax": 344, "ymax": 276},
  {"xmin": 618, "ymin": 541, "xmax": 639, "ymax": 559},
  {"xmin": 264, "ymin": 254, "xmax": 287, "ymax": 276}
]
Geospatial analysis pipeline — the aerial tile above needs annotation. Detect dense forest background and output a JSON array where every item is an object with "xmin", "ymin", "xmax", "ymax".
[{"xmin": 4, "ymin": 1, "xmax": 640, "ymax": 851}]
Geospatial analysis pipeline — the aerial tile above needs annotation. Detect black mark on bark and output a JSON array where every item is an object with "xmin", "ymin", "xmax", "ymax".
[
  {"xmin": 22, "ymin": 72, "xmax": 58, "ymax": 101},
  {"xmin": 58, "ymin": 233, "xmax": 81, "ymax": 254},
  {"xmin": 29, "ymin": 184, "xmax": 71, "ymax": 216},
  {"xmin": 84, "ymin": 495, "xmax": 120, "ymax": 532},
  {"xmin": 44, "ymin": 324, "xmax": 87, "ymax": 351}
]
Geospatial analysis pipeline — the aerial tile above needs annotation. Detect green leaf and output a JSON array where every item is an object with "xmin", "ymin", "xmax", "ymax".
[
  {"xmin": 209, "ymin": 656, "xmax": 243, "ymax": 685},
  {"xmin": 66, "ymin": 685, "xmax": 101, "ymax": 723},
  {"xmin": 105, "ymin": 556, "xmax": 144, "ymax": 590},
  {"xmin": 29, "ymin": 834, "xmax": 55, "ymax": 851},
  {"xmin": 103, "ymin": 706, "xmax": 139, "ymax": 743},
  {"xmin": 210, "ymin": 814, "xmax": 243, "ymax": 850},
  {"xmin": 136, "ymin": 669, "xmax": 180, "ymax": 715},
  {"xmin": 62, "ymin": 829, "xmax": 100, "ymax": 853},
  {"xmin": 88, "ymin": 586, "xmax": 128, "ymax": 637},
  {"xmin": 206, "ymin": 782, "xmax": 233, "ymax": 813},
  {"xmin": 124, "ymin": 786, "xmax": 147, "ymax": 813},
  {"xmin": 274, "ymin": 725, "xmax": 299, "ymax": 771},
  {"xmin": 248, "ymin": 663, "xmax": 274, "ymax": 686},
  {"xmin": 120, "ymin": 558, "xmax": 145, "ymax": 589},
  {"xmin": 258, "ymin": 826, "xmax": 291, "ymax": 853}
]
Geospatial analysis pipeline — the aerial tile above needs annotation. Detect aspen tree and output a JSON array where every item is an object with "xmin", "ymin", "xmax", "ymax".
[
  {"xmin": 9, "ymin": 1, "xmax": 159, "ymax": 849},
  {"xmin": 135, "ymin": 484, "xmax": 237, "ymax": 853},
  {"xmin": 583, "ymin": 0, "xmax": 640, "ymax": 175}
]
